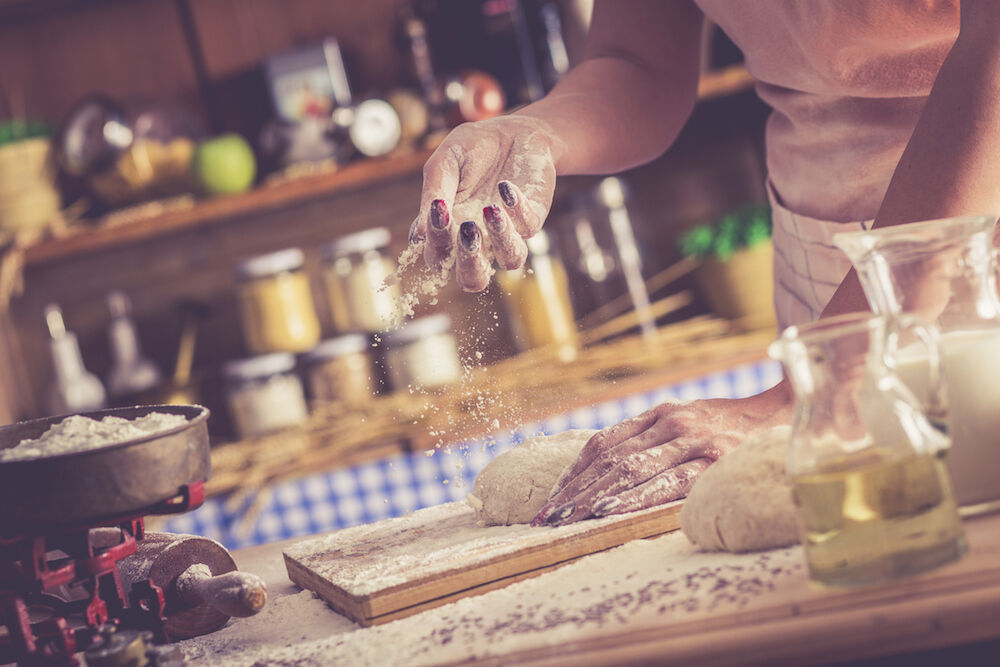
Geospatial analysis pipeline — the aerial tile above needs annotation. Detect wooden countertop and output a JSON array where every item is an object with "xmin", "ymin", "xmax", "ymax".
[{"xmin": 218, "ymin": 509, "xmax": 1000, "ymax": 666}]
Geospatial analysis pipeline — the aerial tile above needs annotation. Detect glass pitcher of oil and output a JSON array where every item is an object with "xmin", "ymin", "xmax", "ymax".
[
  {"xmin": 769, "ymin": 313, "xmax": 966, "ymax": 587},
  {"xmin": 833, "ymin": 215, "xmax": 1000, "ymax": 514}
]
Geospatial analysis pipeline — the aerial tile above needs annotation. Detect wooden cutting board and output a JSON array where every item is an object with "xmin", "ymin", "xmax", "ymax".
[{"xmin": 283, "ymin": 500, "xmax": 683, "ymax": 626}]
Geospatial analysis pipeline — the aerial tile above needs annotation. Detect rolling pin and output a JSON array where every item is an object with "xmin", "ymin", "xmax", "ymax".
[{"xmin": 116, "ymin": 531, "xmax": 267, "ymax": 640}]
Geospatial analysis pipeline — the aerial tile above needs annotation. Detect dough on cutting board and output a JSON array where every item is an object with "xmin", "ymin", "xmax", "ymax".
[
  {"xmin": 680, "ymin": 425, "xmax": 799, "ymax": 553},
  {"xmin": 467, "ymin": 429, "xmax": 597, "ymax": 526}
]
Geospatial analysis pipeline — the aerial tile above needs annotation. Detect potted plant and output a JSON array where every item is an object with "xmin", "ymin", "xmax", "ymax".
[
  {"xmin": 0, "ymin": 118, "xmax": 59, "ymax": 235},
  {"xmin": 678, "ymin": 203, "xmax": 777, "ymax": 331}
]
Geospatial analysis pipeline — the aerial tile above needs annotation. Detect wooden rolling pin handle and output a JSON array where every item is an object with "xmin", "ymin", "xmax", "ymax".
[{"xmin": 174, "ymin": 563, "xmax": 268, "ymax": 618}]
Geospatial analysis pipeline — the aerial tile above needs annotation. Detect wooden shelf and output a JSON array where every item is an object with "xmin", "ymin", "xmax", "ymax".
[
  {"xmin": 23, "ymin": 65, "xmax": 754, "ymax": 269},
  {"xmin": 24, "ymin": 148, "xmax": 434, "ymax": 267}
]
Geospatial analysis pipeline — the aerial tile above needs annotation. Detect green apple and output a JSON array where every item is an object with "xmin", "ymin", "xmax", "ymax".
[{"xmin": 193, "ymin": 134, "xmax": 256, "ymax": 195}]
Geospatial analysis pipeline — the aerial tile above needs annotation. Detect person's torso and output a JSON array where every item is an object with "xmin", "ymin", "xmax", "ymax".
[{"xmin": 695, "ymin": 0, "xmax": 959, "ymax": 221}]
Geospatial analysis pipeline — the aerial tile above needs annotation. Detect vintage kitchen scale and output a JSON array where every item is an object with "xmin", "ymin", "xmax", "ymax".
[{"xmin": 0, "ymin": 405, "xmax": 261, "ymax": 666}]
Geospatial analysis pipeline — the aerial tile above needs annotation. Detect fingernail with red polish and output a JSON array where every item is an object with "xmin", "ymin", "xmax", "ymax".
[
  {"xmin": 592, "ymin": 497, "xmax": 620, "ymax": 517},
  {"xmin": 498, "ymin": 181, "xmax": 517, "ymax": 208},
  {"xmin": 531, "ymin": 504, "xmax": 554, "ymax": 526},
  {"xmin": 430, "ymin": 199, "xmax": 449, "ymax": 230},
  {"xmin": 483, "ymin": 205, "xmax": 504, "ymax": 233},
  {"xmin": 459, "ymin": 221, "xmax": 480, "ymax": 252},
  {"xmin": 408, "ymin": 217, "xmax": 423, "ymax": 244}
]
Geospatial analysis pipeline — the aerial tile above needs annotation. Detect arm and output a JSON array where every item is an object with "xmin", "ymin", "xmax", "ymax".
[
  {"xmin": 413, "ymin": 0, "xmax": 704, "ymax": 290},
  {"xmin": 822, "ymin": 0, "xmax": 1000, "ymax": 318},
  {"xmin": 518, "ymin": 0, "xmax": 704, "ymax": 175}
]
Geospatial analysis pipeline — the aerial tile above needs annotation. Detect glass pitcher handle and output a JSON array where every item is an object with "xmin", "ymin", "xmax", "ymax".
[{"xmin": 884, "ymin": 313, "xmax": 947, "ymax": 423}]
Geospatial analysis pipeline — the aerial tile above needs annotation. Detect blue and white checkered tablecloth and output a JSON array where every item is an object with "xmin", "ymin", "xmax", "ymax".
[{"xmin": 159, "ymin": 359, "xmax": 782, "ymax": 550}]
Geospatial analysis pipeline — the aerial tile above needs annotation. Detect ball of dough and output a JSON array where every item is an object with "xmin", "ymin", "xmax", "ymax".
[
  {"xmin": 680, "ymin": 425, "xmax": 799, "ymax": 553},
  {"xmin": 467, "ymin": 430, "xmax": 597, "ymax": 526}
]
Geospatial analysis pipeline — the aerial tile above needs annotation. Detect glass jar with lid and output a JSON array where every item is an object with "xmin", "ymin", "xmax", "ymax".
[
  {"xmin": 224, "ymin": 352, "xmax": 309, "ymax": 439},
  {"xmin": 382, "ymin": 313, "xmax": 462, "ymax": 391},
  {"xmin": 235, "ymin": 247, "xmax": 321, "ymax": 354},
  {"xmin": 320, "ymin": 227, "xmax": 401, "ymax": 333},
  {"xmin": 301, "ymin": 334, "xmax": 376, "ymax": 407},
  {"xmin": 496, "ymin": 229, "xmax": 578, "ymax": 362}
]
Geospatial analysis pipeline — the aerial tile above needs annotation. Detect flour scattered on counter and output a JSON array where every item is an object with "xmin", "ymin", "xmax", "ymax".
[
  {"xmin": 1, "ymin": 413, "xmax": 189, "ymax": 462},
  {"xmin": 181, "ymin": 589, "xmax": 350, "ymax": 664},
  {"xmin": 179, "ymin": 529, "xmax": 806, "ymax": 666}
]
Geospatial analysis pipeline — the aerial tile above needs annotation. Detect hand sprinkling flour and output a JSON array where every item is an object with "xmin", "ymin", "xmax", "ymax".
[{"xmin": 408, "ymin": 116, "xmax": 565, "ymax": 292}]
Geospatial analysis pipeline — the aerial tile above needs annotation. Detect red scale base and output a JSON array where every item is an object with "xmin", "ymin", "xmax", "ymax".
[{"xmin": 0, "ymin": 482, "xmax": 204, "ymax": 666}]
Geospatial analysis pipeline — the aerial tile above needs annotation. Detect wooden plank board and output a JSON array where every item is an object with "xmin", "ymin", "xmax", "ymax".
[{"xmin": 283, "ymin": 500, "xmax": 683, "ymax": 626}]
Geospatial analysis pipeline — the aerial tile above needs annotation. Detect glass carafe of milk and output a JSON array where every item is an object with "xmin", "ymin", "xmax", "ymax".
[
  {"xmin": 833, "ymin": 214, "xmax": 1000, "ymax": 514},
  {"xmin": 769, "ymin": 313, "xmax": 965, "ymax": 587}
]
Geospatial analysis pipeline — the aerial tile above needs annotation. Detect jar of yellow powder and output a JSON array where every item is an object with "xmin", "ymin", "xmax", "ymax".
[
  {"xmin": 320, "ymin": 227, "xmax": 401, "ymax": 333},
  {"xmin": 496, "ymin": 230, "xmax": 578, "ymax": 362},
  {"xmin": 301, "ymin": 334, "xmax": 376, "ymax": 406},
  {"xmin": 235, "ymin": 248, "xmax": 321, "ymax": 354}
]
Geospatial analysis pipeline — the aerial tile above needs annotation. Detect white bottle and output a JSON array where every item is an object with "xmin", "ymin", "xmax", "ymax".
[
  {"xmin": 106, "ymin": 290, "xmax": 161, "ymax": 397},
  {"xmin": 46, "ymin": 304, "xmax": 106, "ymax": 414}
]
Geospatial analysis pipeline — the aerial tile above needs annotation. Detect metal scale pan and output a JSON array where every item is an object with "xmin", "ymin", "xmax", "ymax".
[{"xmin": 0, "ymin": 405, "xmax": 210, "ymax": 535}]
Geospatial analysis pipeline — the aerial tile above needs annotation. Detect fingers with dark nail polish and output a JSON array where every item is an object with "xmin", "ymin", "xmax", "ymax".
[
  {"xmin": 459, "ymin": 220, "xmax": 480, "ymax": 251},
  {"xmin": 424, "ymin": 198, "xmax": 453, "ymax": 268},
  {"xmin": 591, "ymin": 497, "xmax": 621, "ymax": 517},
  {"xmin": 497, "ymin": 180, "xmax": 544, "ymax": 238},
  {"xmin": 483, "ymin": 205, "xmax": 504, "ymax": 234},
  {"xmin": 408, "ymin": 217, "xmax": 423, "ymax": 244},
  {"xmin": 484, "ymin": 204, "xmax": 528, "ymax": 270},
  {"xmin": 456, "ymin": 221, "xmax": 490, "ymax": 292},
  {"xmin": 498, "ymin": 180, "xmax": 518, "ymax": 208},
  {"xmin": 430, "ymin": 198, "xmax": 449, "ymax": 230},
  {"xmin": 545, "ymin": 502, "xmax": 575, "ymax": 526}
]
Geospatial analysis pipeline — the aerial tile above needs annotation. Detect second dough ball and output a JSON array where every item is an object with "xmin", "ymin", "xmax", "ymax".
[
  {"xmin": 680, "ymin": 425, "xmax": 799, "ymax": 553},
  {"xmin": 467, "ymin": 429, "xmax": 597, "ymax": 526}
]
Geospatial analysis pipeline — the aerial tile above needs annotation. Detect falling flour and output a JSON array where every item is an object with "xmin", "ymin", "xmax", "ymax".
[{"xmin": 0, "ymin": 413, "xmax": 189, "ymax": 462}]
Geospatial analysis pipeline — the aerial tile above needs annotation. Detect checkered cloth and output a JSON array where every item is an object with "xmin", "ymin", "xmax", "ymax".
[{"xmin": 159, "ymin": 359, "xmax": 782, "ymax": 549}]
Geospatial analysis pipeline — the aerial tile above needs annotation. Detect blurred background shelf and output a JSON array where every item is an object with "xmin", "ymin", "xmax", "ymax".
[
  {"xmin": 22, "ymin": 65, "xmax": 752, "ymax": 269},
  {"xmin": 24, "ymin": 148, "xmax": 434, "ymax": 267}
]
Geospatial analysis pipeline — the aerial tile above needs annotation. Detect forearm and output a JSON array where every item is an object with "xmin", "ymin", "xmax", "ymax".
[
  {"xmin": 821, "ymin": 2, "xmax": 1000, "ymax": 318},
  {"xmin": 515, "ymin": 0, "xmax": 703, "ymax": 176}
]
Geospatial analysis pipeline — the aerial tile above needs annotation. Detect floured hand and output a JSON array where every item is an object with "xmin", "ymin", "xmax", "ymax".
[
  {"xmin": 532, "ymin": 383, "xmax": 793, "ymax": 526},
  {"xmin": 410, "ymin": 116, "xmax": 565, "ymax": 292}
]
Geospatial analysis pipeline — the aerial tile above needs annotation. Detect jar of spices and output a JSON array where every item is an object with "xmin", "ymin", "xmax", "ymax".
[
  {"xmin": 224, "ymin": 352, "xmax": 309, "ymax": 439},
  {"xmin": 301, "ymin": 334, "xmax": 376, "ymax": 406},
  {"xmin": 320, "ymin": 227, "xmax": 401, "ymax": 333},
  {"xmin": 382, "ymin": 314, "xmax": 462, "ymax": 391},
  {"xmin": 496, "ymin": 230, "xmax": 579, "ymax": 362},
  {"xmin": 235, "ymin": 248, "xmax": 321, "ymax": 354}
]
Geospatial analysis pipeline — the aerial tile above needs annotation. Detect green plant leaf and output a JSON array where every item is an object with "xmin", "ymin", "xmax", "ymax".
[
  {"xmin": 679, "ymin": 204, "xmax": 773, "ymax": 260},
  {"xmin": 679, "ymin": 224, "xmax": 714, "ymax": 259},
  {"xmin": 0, "ymin": 119, "xmax": 50, "ymax": 147}
]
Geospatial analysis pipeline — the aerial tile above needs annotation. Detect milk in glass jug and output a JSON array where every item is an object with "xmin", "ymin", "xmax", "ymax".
[{"xmin": 833, "ymin": 215, "xmax": 1000, "ymax": 513}]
